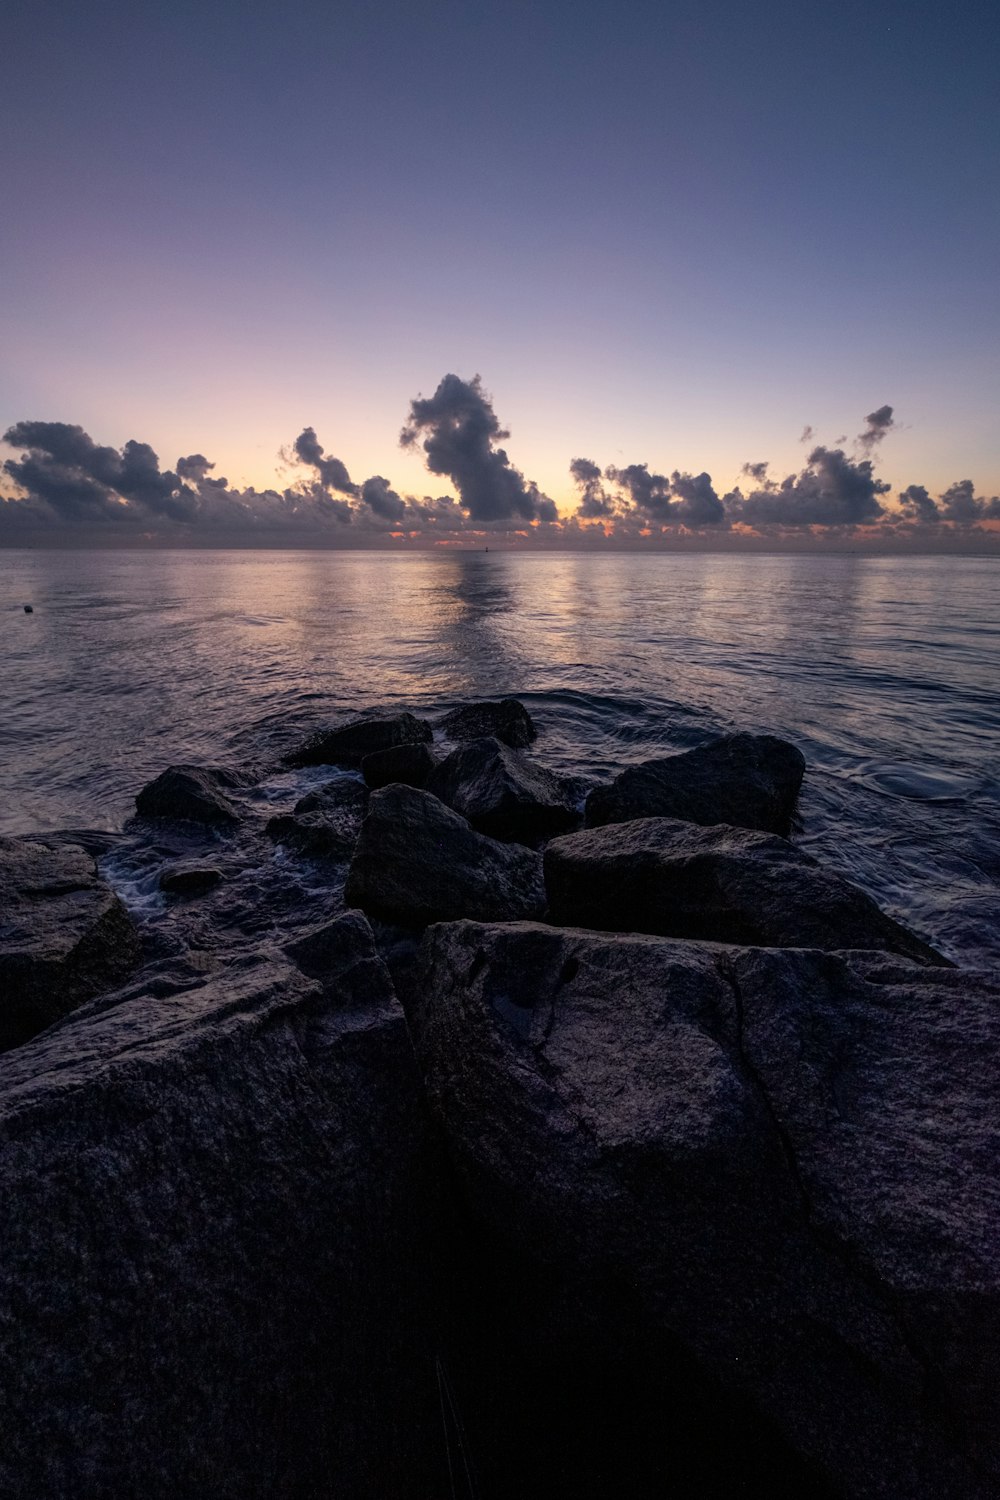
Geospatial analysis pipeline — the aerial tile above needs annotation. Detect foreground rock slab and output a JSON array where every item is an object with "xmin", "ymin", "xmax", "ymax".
[
  {"xmin": 440, "ymin": 697, "xmax": 537, "ymax": 748},
  {"xmin": 585, "ymin": 731, "xmax": 806, "ymax": 835},
  {"xmin": 283, "ymin": 711, "xmax": 432, "ymax": 768},
  {"xmin": 0, "ymin": 835, "xmax": 141, "ymax": 1052},
  {"xmin": 345, "ymin": 783, "xmax": 544, "ymax": 926},
  {"xmin": 361, "ymin": 740, "xmax": 436, "ymax": 790},
  {"xmin": 428, "ymin": 735, "xmax": 580, "ymax": 844},
  {"xmin": 0, "ymin": 915, "xmax": 447, "ymax": 1499},
  {"xmin": 545, "ymin": 816, "xmax": 947, "ymax": 963},
  {"xmin": 411, "ymin": 921, "xmax": 1000, "ymax": 1500}
]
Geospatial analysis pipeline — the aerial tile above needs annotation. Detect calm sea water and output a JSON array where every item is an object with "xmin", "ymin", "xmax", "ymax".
[{"xmin": 2, "ymin": 548, "xmax": 998, "ymax": 965}]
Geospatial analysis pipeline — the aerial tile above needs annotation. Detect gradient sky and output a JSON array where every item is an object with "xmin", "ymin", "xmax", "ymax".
[{"xmin": 3, "ymin": 0, "xmax": 998, "ymax": 534}]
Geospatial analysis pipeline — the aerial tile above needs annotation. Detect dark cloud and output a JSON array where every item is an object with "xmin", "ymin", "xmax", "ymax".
[
  {"xmin": 292, "ymin": 427, "xmax": 359, "ymax": 497},
  {"xmin": 799, "ymin": 425, "xmax": 815, "ymax": 444},
  {"xmin": 858, "ymin": 404, "xmax": 894, "ymax": 453},
  {"xmin": 3, "ymin": 420, "xmax": 194, "ymax": 523},
  {"xmin": 727, "ymin": 445, "xmax": 889, "ymax": 527},
  {"xmin": 601, "ymin": 462, "xmax": 726, "ymax": 527},
  {"xmin": 742, "ymin": 460, "xmax": 770, "ymax": 484},
  {"xmin": 359, "ymin": 475, "xmax": 406, "ymax": 523},
  {"xmin": 400, "ymin": 373, "xmax": 557, "ymax": 524},
  {"xmin": 604, "ymin": 462, "xmax": 674, "ymax": 521},
  {"xmin": 938, "ymin": 479, "xmax": 1000, "ymax": 523},
  {"xmin": 669, "ymin": 470, "xmax": 725, "ymax": 526},
  {"xmin": 898, "ymin": 484, "xmax": 939, "ymax": 523},
  {"xmin": 570, "ymin": 456, "xmax": 618, "ymax": 518}
]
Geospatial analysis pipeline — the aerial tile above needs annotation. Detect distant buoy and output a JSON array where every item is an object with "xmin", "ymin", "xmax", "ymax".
[{"xmin": 23, "ymin": 605, "xmax": 33, "ymax": 614}]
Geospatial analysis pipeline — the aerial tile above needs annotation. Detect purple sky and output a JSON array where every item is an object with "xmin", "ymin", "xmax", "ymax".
[{"xmin": 2, "ymin": 0, "xmax": 998, "ymax": 547}]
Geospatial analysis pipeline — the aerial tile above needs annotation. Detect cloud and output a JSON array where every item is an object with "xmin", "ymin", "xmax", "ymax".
[
  {"xmin": 292, "ymin": 427, "xmax": 359, "ymax": 497},
  {"xmin": 726, "ymin": 445, "xmax": 889, "ymax": 527},
  {"xmin": 400, "ymin": 373, "xmax": 557, "ymax": 524},
  {"xmin": 799, "ymin": 425, "xmax": 815, "ymax": 444},
  {"xmin": 858, "ymin": 404, "xmax": 894, "ymax": 453},
  {"xmin": 359, "ymin": 475, "xmax": 406, "ymax": 523},
  {"xmin": 670, "ymin": 470, "xmax": 725, "ymax": 526},
  {"xmin": 898, "ymin": 484, "xmax": 939, "ymax": 523},
  {"xmin": 3, "ymin": 420, "xmax": 194, "ymax": 524},
  {"xmin": 742, "ymin": 460, "xmax": 770, "ymax": 484},
  {"xmin": 569, "ymin": 457, "xmax": 618, "ymax": 519},
  {"xmin": 600, "ymin": 462, "xmax": 726, "ymax": 528}
]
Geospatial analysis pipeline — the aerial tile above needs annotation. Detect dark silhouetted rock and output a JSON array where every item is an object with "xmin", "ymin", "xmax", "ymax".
[
  {"xmin": 266, "ymin": 777, "xmax": 368, "ymax": 859},
  {"xmin": 427, "ymin": 736, "xmax": 580, "ymax": 845},
  {"xmin": 585, "ymin": 732, "xmax": 806, "ymax": 835},
  {"xmin": 545, "ymin": 816, "xmax": 948, "ymax": 964},
  {"xmin": 441, "ymin": 697, "xmax": 537, "ymax": 748},
  {"xmin": 135, "ymin": 765, "xmax": 250, "ymax": 826},
  {"xmin": 0, "ymin": 916, "xmax": 448, "ymax": 1499},
  {"xmin": 410, "ymin": 921, "xmax": 1000, "ymax": 1500},
  {"xmin": 362, "ymin": 740, "xmax": 436, "ymax": 791},
  {"xmin": 283, "ymin": 712, "xmax": 432, "ymax": 768},
  {"xmin": 0, "ymin": 836, "xmax": 141, "ymax": 1053},
  {"xmin": 159, "ymin": 864, "xmax": 224, "ymax": 896},
  {"xmin": 345, "ymin": 783, "xmax": 544, "ymax": 926}
]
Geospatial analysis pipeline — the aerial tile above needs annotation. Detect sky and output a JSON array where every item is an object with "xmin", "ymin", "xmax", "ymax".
[{"xmin": 2, "ymin": 0, "xmax": 998, "ymax": 547}]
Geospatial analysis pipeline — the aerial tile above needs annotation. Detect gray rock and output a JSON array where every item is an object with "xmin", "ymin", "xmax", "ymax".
[
  {"xmin": 283, "ymin": 711, "xmax": 432, "ymax": 768},
  {"xmin": 545, "ymin": 816, "xmax": 947, "ymax": 964},
  {"xmin": 427, "ymin": 736, "xmax": 580, "ymax": 845},
  {"xmin": 0, "ymin": 915, "xmax": 447, "ymax": 1498},
  {"xmin": 585, "ymin": 732, "xmax": 806, "ymax": 834},
  {"xmin": 0, "ymin": 835, "xmax": 141, "ymax": 1052},
  {"xmin": 440, "ymin": 697, "xmax": 537, "ymax": 748},
  {"xmin": 159, "ymin": 864, "xmax": 224, "ymax": 896},
  {"xmin": 410, "ymin": 921, "xmax": 1000, "ymax": 1499},
  {"xmin": 135, "ymin": 765, "xmax": 249, "ymax": 826},
  {"xmin": 362, "ymin": 740, "xmax": 436, "ymax": 790},
  {"xmin": 345, "ymin": 783, "xmax": 544, "ymax": 926}
]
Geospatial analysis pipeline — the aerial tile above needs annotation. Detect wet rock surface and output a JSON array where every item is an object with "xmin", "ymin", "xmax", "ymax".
[
  {"xmin": 283, "ymin": 710, "xmax": 432, "ymax": 768},
  {"xmin": 361, "ymin": 739, "xmax": 436, "ymax": 790},
  {"xmin": 440, "ymin": 696, "xmax": 537, "ymax": 748},
  {"xmin": 428, "ymin": 735, "xmax": 580, "ymax": 844},
  {"xmin": 135, "ymin": 764, "xmax": 251, "ymax": 826},
  {"xmin": 0, "ymin": 835, "xmax": 142, "ymax": 1052},
  {"xmin": 0, "ymin": 916, "xmax": 449, "ymax": 1500},
  {"xmin": 158, "ymin": 863, "xmax": 224, "ymax": 895},
  {"xmin": 410, "ymin": 920, "xmax": 1000, "ymax": 1500},
  {"xmin": 345, "ymin": 783, "xmax": 545, "ymax": 926},
  {"xmin": 545, "ymin": 816, "xmax": 948, "ymax": 963},
  {"xmin": 585, "ymin": 731, "xmax": 806, "ymax": 835}
]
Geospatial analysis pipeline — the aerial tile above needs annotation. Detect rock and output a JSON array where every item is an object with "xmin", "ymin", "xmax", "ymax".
[
  {"xmin": 266, "ymin": 777, "xmax": 368, "ymax": 859},
  {"xmin": 585, "ymin": 732, "xmax": 806, "ymax": 835},
  {"xmin": 362, "ymin": 740, "xmax": 436, "ymax": 791},
  {"xmin": 0, "ymin": 916, "xmax": 449, "ymax": 1498},
  {"xmin": 544, "ymin": 816, "xmax": 948, "ymax": 964},
  {"xmin": 0, "ymin": 835, "xmax": 142, "ymax": 1053},
  {"xmin": 410, "ymin": 921, "xmax": 1000, "ymax": 1500},
  {"xmin": 283, "ymin": 711, "xmax": 432, "ymax": 769},
  {"xmin": 345, "ymin": 783, "xmax": 544, "ymax": 926},
  {"xmin": 158, "ymin": 864, "xmax": 224, "ymax": 896},
  {"xmin": 440, "ymin": 697, "xmax": 537, "ymax": 748},
  {"xmin": 427, "ymin": 736, "xmax": 580, "ymax": 845},
  {"xmin": 135, "ymin": 765, "xmax": 250, "ymax": 826},
  {"xmin": 293, "ymin": 775, "xmax": 368, "ymax": 819}
]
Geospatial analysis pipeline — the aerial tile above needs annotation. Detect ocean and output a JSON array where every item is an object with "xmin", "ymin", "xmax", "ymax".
[{"xmin": 2, "ymin": 547, "xmax": 998, "ymax": 966}]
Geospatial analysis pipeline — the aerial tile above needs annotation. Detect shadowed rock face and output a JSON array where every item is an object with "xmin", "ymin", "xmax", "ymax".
[
  {"xmin": 410, "ymin": 920, "xmax": 1000, "ymax": 1500},
  {"xmin": 135, "ymin": 765, "xmax": 250, "ymax": 826},
  {"xmin": 440, "ymin": 697, "xmax": 537, "ymax": 748},
  {"xmin": 0, "ymin": 835, "xmax": 142, "ymax": 1052},
  {"xmin": 345, "ymin": 783, "xmax": 544, "ymax": 926},
  {"xmin": 361, "ymin": 740, "xmax": 436, "ymax": 790},
  {"xmin": 545, "ymin": 816, "xmax": 948, "ymax": 964},
  {"xmin": 0, "ymin": 914, "xmax": 449, "ymax": 1499},
  {"xmin": 283, "ymin": 711, "xmax": 432, "ymax": 768},
  {"xmin": 427, "ymin": 735, "xmax": 580, "ymax": 845},
  {"xmin": 266, "ymin": 777, "xmax": 368, "ymax": 860},
  {"xmin": 585, "ymin": 732, "xmax": 806, "ymax": 835}
]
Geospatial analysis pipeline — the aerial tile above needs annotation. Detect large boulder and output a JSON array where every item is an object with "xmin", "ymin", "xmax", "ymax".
[
  {"xmin": 135, "ymin": 765, "xmax": 249, "ymax": 826},
  {"xmin": 361, "ymin": 740, "xmax": 436, "ymax": 791},
  {"xmin": 585, "ymin": 732, "xmax": 806, "ymax": 835},
  {"xmin": 345, "ymin": 783, "xmax": 544, "ymax": 926},
  {"xmin": 410, "ymin": 921, "xmax": 1000, "ymax": 1499},
  {"xmin": 440, "ymin": 697, "xmax": 537, "ymax": 748},
  {"xmin": 0, "ymin": 835, "xmax": 141, "ymax": 1052},
  {"xmin": 283, "ymin": 711, "xmax": 432, "ymax": 769},
  {"xmin": 0, "ymin": 915, "xmax": 449, "ymax": 1498},
  {"xmin": 545, "ymin": 817, "xmax": 947, "ymax": 964},
  {"xmin": 427, "ymin": 736, "xmax": 580, "ymax": 845}
]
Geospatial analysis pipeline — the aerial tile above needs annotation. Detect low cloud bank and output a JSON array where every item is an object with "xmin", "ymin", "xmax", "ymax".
[{"xmin": 2, "ymin": 389, "xmax": 997, "ymax": 546}]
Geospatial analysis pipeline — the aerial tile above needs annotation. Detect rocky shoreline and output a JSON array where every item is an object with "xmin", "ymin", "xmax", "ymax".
[{"xmin": 0, "ymin": 699, "xmax": 996, "ymax": 1498}]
